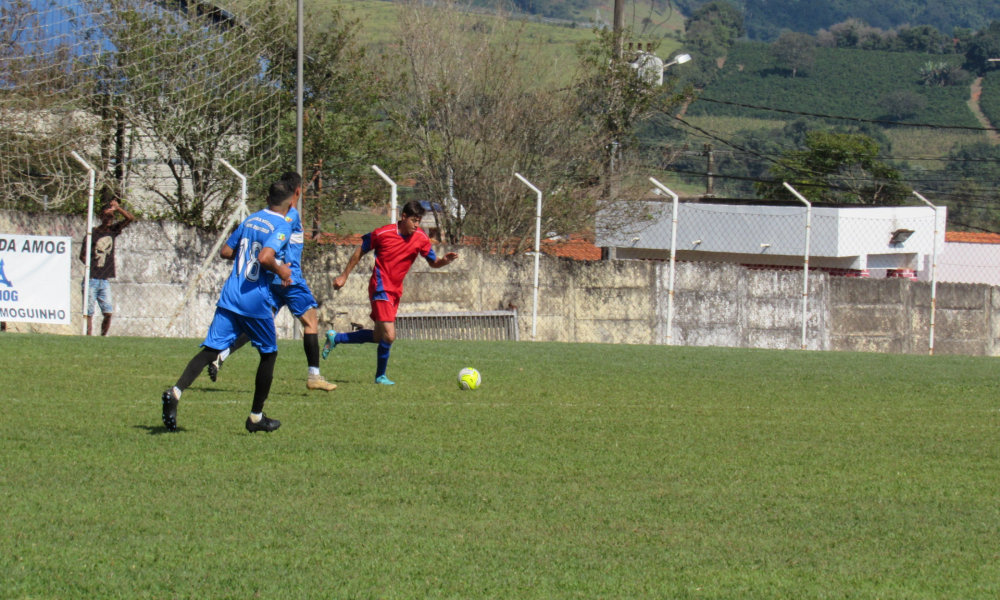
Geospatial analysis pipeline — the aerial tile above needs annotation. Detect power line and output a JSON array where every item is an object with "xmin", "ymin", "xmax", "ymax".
[
  {"xmin": 666, "ymin": 112, "xmax": 835, "ymax": 183},
  {"xmin": 657, "ymin": 112, "xmax": 1000, "ymax": 201},
  {"xmin": 658, "ymin": 146, "xmax": 1000, "ymax": 164},
  {"xmin": 653, "ymin": 166, "xmax": 1000, "ymax": 204},
  {"xmin": 949, "ymin": 220, "xmax": 1000, "ymax": 235}
]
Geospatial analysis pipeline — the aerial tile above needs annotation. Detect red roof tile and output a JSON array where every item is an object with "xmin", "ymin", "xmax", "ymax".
[
  {"xmin": 308, "ymin": 232, "xmax": 604, "ymax": 261},
  {"xmin": 540, "ymin": 238, "xmax": 602, "ymax": 261},
  {"xmin": 945, "ymin": 231, "xmax": 1000, "ymax": 244}
]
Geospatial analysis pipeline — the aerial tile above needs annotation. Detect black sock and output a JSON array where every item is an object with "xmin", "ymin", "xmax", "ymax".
[
  {"xmin": 303, "ymin": 333, "xmax": 320, "ymax": 369},
  {"xmin": 175, "ymin": 348, "xmax": 221, "ymax": 392},
  {"xmin": 252, "ymin": 351, "xmax": 277, "ymax": 414}
]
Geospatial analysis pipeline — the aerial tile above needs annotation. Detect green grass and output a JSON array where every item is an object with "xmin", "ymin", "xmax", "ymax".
[
  {"xmin": 325, "ymin": 209, "xmax": 390, "ymax": 235},
  {"xmin": 682, "ymin": 115, "xmax": 789, "ymax": 138},
  {"xmin": 884, "ymin": 128, "xmax": 988, "ymax": 167},
  {"xmin": 4, "ymin": 334, "xmax": 1000, "ymax": 598}
]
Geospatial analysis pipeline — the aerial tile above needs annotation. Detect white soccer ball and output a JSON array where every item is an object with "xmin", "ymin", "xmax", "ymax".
[{"xmin": 458, "ymin": 367, "xmax": 481, "ymax": 390}]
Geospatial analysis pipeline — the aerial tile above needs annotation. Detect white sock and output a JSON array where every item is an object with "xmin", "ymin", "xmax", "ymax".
[
  {"xmin": 308, "ymin": 367, "xmax": 320, "ymax": 376},
  {"xmin": 250, "ymin": 412, "xmax": 262, "ymax": 423},
  {"xmin": 172, "ymin": 386, "xmax": 182, "ymax": 399},
  {"xmin": 218, "ymin": 347, "xmax": 231, "ymax": 362}
]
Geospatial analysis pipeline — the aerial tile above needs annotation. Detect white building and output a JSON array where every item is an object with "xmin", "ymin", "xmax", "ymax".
[
  {"xmin": 927, "ymin": 232, "xmax": 1000, "ymax": 286},
  {"xmin": 598, "ymin": 201, "xmax": 947, "ymax": 278}
]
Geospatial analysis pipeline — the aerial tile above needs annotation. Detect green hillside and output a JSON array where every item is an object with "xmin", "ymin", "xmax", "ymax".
[
  {"xmin": 666, "ymin": 0, "xmax": 1000, "ymax": 41},
  {"xmin": 981, "ymin": 71, "xmax": 1000, "ymax": 129},
  {"xmin": 687, "ymin": 42, "xmax": 979, "ymax": 128},
  {"xmin": 309, "ymin": 0, "xmax": 682, "ymax": 86}
]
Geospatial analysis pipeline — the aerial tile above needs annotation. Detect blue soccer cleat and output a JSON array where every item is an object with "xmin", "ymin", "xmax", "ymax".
[
  {"xmin": 321, "ymin": 330, "xmax": 338, "ymax": 360},
  {"xmin": 375, "ymin": 375, "xmax": 395, "ymax": 386}
]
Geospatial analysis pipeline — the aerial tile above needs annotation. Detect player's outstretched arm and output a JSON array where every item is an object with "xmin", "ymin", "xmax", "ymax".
[
  {"xmin": 110, "ymin": 200, "xmax": 136, "ymax": 228},
  {"xmin": 258, "ymin": 247, "xmax": 292, "ymax": 286},
  {"xmin": 333, "ymin": 245, "xmax": 364, "ymax": 290},
  {"xmin": 429, "ymin": 252, "xmax": 459, "ymax": 269},
  {"xmin": 220, "ymin": 244, "xmax": 235, "ymax": 260}
]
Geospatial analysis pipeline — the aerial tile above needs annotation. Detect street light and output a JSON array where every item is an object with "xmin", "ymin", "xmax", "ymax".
[
  {"xmin": 666, "ymin": 53, "xmax": 692, "ymax": 67},
  {"xmin": 629, "ymin": 52, "xmax": 691, "ymax": 86}
]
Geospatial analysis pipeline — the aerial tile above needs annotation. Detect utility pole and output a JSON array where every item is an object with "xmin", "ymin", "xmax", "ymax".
[
  {"xmin": 704, "ymin": 143, "xmax": 714, "ymax": 196},
  {"xmin": 311, "ymin": 161, "xmax": 322, "ymax": 239},
  {"xmin": 296, "ymin": 0, "xmax": 304, "ymax": 178},
  {"xmin": 293, "ymin": 0, "xmax": 304, "ymax": 341},
  {"xmin": 605, "ymin": 0, "xmax": 625, "ymax": 202},
  {"xmin": 613, "ymin": 0, "xmax": 624, "ymax": 60}
]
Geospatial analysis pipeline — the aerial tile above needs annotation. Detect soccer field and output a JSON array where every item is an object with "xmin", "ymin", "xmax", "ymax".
[{"xmin": 3, "ymin": 334, "xmax": 1000, "ymax": 598}]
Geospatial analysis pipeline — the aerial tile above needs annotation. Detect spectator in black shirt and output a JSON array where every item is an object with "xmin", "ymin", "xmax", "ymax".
[{"xmin": 79, "ymin": 193, "xmax": 135, "ymax": 336}]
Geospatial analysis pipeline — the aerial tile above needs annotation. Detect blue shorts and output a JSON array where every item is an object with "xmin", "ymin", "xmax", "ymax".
[
  {"xmin": 84, "ymin": 279, "xmax": 113, "ymax": 315},
  {"xmin": 203, "ymin": 307, "xmax": 278, "ymax": 354},
  {"xmin": 270, "ymin": 281, "xmax": 318, "ymax": 318}
]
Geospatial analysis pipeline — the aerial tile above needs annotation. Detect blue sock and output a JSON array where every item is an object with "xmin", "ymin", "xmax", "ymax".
[
  {"xmin": 376, "ymin": 341, "xmax": 392, "ymax": 378},
  {"xmin": 336, "ymin": 330, "xmax": 374, "ymax": 344}
]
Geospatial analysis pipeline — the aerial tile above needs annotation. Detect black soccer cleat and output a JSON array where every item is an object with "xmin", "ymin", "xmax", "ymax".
[
  {"xmin": 245, "ymin": 414, "xmax": 281, "ymax": 433},
  {"xmin": 161, "ymin": 389, "xmax": 179, "ymax": 431},
  {"xmin": 208, "ymin": 356, "xmax": 222, "ymax": 383}
]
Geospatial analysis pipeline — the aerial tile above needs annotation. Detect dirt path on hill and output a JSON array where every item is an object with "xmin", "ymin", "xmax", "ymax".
[{"xmin": 968, "ymin": 77, "xmax": 1000, "ymax": 144}]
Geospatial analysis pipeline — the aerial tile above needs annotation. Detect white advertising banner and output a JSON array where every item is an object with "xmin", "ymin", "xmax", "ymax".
[{"xmin": 0, "ymin": 235, "xmax": 72, "ymax": 324}]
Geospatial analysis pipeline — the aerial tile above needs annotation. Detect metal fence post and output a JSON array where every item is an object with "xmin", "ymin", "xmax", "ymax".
[
  {"xmin": 648, "ymin": 177, "xmax": 679, "ymax": 345},
  {"xmin": 166, "ymin": 159, "xmax": 249, "ymax": 332},
  {"xmin": 514, "ymin": 173, "xmax": 542, "ymax": 342},
  {"xmin": 782, "ymin": 182, "xmax": 812, "ymax": 350},
  {"xmin": 913, "ymin": 191, "xmax": 940, "ymax": 356},
  {"xmin": 70, "ymin": 151, "xmax": 95, "ymax": 336},
  {"xmin": 371, "ymin": 165, "xmax": 397, "ymax": 223}
]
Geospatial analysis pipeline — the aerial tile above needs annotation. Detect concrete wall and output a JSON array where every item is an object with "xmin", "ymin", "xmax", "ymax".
[
  {"xmin": 0, "ymin": 211, "xmax": 296, "ymax": 338},
  {"xmin": 2, "ymin": 209, "xmax": 997, "ymax": 357}
]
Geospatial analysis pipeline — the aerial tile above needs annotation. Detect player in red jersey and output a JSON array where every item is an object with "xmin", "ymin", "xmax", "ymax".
[{"xmin": 322, "ymin": 200, "xmax": 458, "ymax": 384}]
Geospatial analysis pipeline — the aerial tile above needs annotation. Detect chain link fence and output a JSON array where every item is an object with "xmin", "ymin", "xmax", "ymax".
[
  {"xmin": 5, "ymin": 183, "xmax": 1000, "ymax": 357},
  {"xmin": 4, "ymin": 2, "xmax": 1000, "ymax": 354}
]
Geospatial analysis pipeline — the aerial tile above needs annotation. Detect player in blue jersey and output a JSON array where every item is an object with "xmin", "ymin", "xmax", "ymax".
[
  {"xmin": 160, "ymin": 180, "xmax": 296, "ymax": 433},
  {"xmin": 206, "ymin": 172, "xmax": 336, "ymax": 392}
]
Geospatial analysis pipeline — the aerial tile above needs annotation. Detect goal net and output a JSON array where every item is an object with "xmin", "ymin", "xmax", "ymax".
[{"xmin": 0, "ymin": 0, "xmax": 290, "ymax": 227}]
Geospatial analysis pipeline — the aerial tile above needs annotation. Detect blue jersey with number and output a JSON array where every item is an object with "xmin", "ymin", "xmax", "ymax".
[
  {"xmin": 218, "ymin": 209, "xmax": 292, "ymax": 318},
  {"xmin": 279, "ymin": 207, "xmax": 304, "ymax": 285}
]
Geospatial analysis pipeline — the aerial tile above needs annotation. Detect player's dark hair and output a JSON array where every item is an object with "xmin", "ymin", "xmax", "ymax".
[
  {"xmin": 99, "ymin": 186, "xmax": 118, "ymax": 213},
  {"xmin": 280, "ymin": 171, "xmax": 302, "ymax": 191},
  {"xmin": 401, "ymin": 200, "xmax": 426, "ymax": 219},
  {"xmin": 267, "ymin": 180, "xmax": 295, "ymax": 207}
]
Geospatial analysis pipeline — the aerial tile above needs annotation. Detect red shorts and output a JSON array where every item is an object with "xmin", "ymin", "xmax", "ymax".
[{"xmin": 369, "ymin": 287, "xmax": 401, "ymax": 322}]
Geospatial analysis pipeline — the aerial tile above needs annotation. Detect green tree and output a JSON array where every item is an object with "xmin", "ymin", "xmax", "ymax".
[
  {"xmin": 268, "ymin": 7, "xmax": 401, "ymax": 235},
  {"xmin": 770, "ymin": 32, "xmax": 816, "ymax": 77},
  {"xmin": 89, "ymin": 0, "xmax": 292, "ymax": 230},
  {"xmin": 755, "ymin": 131, "xmax": 910, "ymax": 204},
  {"xmin": 681, "ymin": 1, "xmax": 744, "ymax": 87},
  {"xmin": 965, "ymin": 20, "xmax": 1000, "ymax": 75},
  {"xmin": 386, "ymin": 1, "xmax": 684, "ymax": 250},
  {"xmin": 897, "ymin": 24, "xmax": 951, "ymax": 54},
  {"xmin": 876, "ymin": 90, "xmax": 927, "ymax": 120}
]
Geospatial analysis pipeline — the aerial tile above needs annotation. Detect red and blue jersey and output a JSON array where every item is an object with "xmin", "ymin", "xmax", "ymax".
[{"xmin": 361, "ymin": 222, "xmax": 436, "ymax": 299}]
